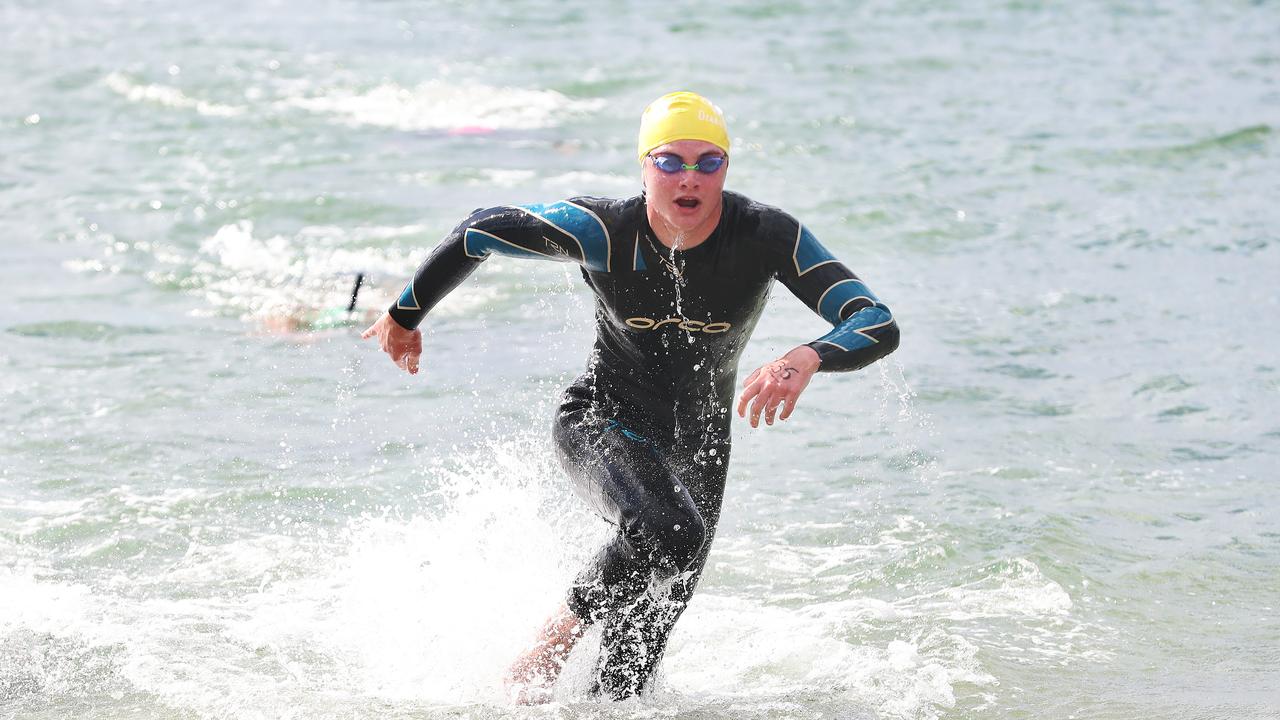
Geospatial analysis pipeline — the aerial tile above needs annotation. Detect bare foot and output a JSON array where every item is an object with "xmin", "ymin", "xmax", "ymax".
[{"xmin": 505, "ymin": 604, "xmax": 583, "ymax": 705}]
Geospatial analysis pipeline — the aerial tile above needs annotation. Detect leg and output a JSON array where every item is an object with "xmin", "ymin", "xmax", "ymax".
[
  {"xmin": 554, "ymin": 404, "xmax": 730, "ymax": 698},
  {"xmin": 554, "ymin": 411, "xmax": 709, "ymax": 625},
  {"xmin": 593, "ymin": 447, "xmax": 728, "ymax": 699},
  {"xmin": 593, "ymin": 517, "xmax": 717, "ymax": 699},
  {"xmin": 505, "ymin": 602, "xmax": 583, "ymax": 705}
]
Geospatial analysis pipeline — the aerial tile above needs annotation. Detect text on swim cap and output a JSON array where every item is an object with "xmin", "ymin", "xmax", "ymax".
[{"xmin": 697, "ymin": 110, "xmax": 724, "ymax": 126}]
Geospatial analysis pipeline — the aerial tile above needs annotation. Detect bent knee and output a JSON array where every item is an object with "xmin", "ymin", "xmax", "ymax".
[{"xmin": 626, "ymin": 506, "xmax": 706, "ymax": 572}]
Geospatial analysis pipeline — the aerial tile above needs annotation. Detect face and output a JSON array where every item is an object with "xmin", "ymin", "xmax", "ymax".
[{"xmin": 642, "ymin": 139, "xmax": 729, "ymax": 246}]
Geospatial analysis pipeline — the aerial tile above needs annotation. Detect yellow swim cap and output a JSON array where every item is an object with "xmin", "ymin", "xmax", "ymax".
[{"xmin": 637, "ymin": 91, "xmax": 730, "ymax": 163}]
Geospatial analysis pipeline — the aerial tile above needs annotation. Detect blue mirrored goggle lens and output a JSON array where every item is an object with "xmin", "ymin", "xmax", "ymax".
[{"xmin": 650, "ymin": 154, "xmax": 726, "ymax": 174}]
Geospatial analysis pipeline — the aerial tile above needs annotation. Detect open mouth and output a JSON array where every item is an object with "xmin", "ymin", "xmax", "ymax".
[{"xmin": 675, "ymin": 197, "xmax": 700, "ymax": 209}]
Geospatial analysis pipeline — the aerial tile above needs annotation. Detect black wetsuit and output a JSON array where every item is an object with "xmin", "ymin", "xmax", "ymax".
[{"xmin": 388, "ymin": 190, "xmax": 899, "ymax": 698}]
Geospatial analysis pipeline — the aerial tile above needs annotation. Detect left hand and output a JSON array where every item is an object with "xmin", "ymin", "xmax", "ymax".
[{"xmin": 737, "ymin": 345, "xmax": 821, "ymax": 428}]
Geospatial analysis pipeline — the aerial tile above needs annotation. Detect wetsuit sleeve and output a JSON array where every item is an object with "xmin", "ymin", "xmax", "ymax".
[
  {"xmin": 773, "ymin": 221, "xmax": 900, "ymax": 372},
  {"xmin": 387, "ymin": 200, "xmax": 613, "ymax": 329}
]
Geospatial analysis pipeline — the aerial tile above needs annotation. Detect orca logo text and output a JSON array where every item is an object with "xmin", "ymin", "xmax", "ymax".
[{"xmin": 625, "ymin": 316, "xmax": 731, "ymax": 333}]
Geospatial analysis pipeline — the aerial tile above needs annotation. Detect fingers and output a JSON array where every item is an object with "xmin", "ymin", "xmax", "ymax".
[
  {"xmin": 406, "ymin": 334, "xmax": 422, "ymax": 375},
  {"xmin": 736, "ymin": 382, "xmax": 758, "ymax": 418},
  {"xmin": 738, "ymin": 376, "xmax": 797, "ymax": 427},
  {"xmin": 739, "ymin": 359, "xmax": 811, "ymax": 428},
  {"xmin": 388, "ymin": 334, "xmax": 421, "ymax": 374},
  {"xmin": 763, "ymin": 396, "xmax": 782, "ymax": 426},
  {"xmin": 779, "ymin": 392, "xmax": 799, "ymax": 421},
  {"xmin": 360, "ymin": 322, "xmax": 377, "ymax": 340},
  {"xmin": 738, "ymin": 366, "xmax": 776, "ymax": 427},
  {"xmin": 749, "ymin": 391, "xmax": 782, "ymax": 428},
  {"xmin": 750, "ymin": 388, "xmax": 782, "ymax": 428}
]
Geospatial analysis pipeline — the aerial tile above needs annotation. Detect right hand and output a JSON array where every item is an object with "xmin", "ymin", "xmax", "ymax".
[{"xmin": 361, "ymin": 313, "xmax": 422, "ymax": 375}]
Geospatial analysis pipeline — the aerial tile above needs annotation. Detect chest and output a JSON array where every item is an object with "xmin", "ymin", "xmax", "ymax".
[{"xmin": 589, "ymin": 242, "xmax": 772, "ymax": 333}]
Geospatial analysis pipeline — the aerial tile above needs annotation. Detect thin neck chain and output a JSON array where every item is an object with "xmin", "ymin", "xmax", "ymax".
[{"xmin": 643, "ymin": 230, "xmax": 684, "ymax": 279}]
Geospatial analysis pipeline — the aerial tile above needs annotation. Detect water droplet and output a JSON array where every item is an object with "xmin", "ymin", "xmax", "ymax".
[{"xmin": 673, "ymin": 524, "xmax": 681, "ymax": 531}]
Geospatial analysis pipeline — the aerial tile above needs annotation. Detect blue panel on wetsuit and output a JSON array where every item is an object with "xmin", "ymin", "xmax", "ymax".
[
  {"xmin": 604, "ymin": 419, "xmax": 649, "ymax": 443},
  {"xmin": 815, "ymin": 306, "xmax": 893, "ymax": 351},
  {"xmin": 463, "ymin": 227, "xmax": 559, "ymax": 262},
  {"xmin": 793, "ymin": 225, "xmax": 837, "ymax": 275},
  {"xmin": 516, "ymin": 201, "xmax": 612, "ymax": 272},
  {"xmin": 817, "ymin": 278, "xmax": 879, "ymax": 325},
  {"xmin": 396, "ymin": 282, "xmax": 420, "ymax": 311}
]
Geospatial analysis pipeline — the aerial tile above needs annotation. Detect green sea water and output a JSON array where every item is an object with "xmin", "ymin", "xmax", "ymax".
[{"xmin": 3, "ymin": 1, "xmax": 1278, "ymax": 718}]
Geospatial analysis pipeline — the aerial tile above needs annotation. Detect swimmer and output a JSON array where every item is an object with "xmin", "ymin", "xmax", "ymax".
[
  {"xmin": 362, "ymin": 91, "xmax": 900, "ymax": 701},
  {"xmin": 259, "ymin": 272, "xmax": 382, "ymax": 334}
]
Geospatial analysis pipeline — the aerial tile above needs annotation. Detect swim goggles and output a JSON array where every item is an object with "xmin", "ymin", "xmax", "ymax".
[{"xmin": 648, "ymin": 152, "xmax": 727, "ymax": 174}]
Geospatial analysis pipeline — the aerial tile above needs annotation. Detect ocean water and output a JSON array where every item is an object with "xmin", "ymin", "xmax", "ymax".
[{"xmin": 3, "ymin": 1, "xmax": 1279, "ymax": 718}]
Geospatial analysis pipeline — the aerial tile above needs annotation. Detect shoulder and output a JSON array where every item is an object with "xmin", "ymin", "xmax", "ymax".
[
  {"xmin": 565, "ymin": 194, "xmax": 644, "ymax": 231},
  {"xmin": 722, "ymin": 190, "xmax": 804, "ymax": 250},
  {"xmin": 496, "ymin": 195, "xmax": 641, "ymax": 235},
  {"xmin": 467, "ymin": 195, "xmax": 638, "ymax": 235}
]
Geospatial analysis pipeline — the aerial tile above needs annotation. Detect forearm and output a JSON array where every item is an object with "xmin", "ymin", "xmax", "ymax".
[
  {"xmin": 774, "ymin": 219, "xmax": 900, "ymax": 373},
  {"xmin": 806, "ymin": 306, "xmax": 899, "ymax": 372},
  {"xmin": 387, "ymin": 234, "xmax": 481, "ymax": 330}
]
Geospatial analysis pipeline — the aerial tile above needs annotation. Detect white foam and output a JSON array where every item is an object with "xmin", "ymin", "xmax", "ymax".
[
  {"xmin": 296, "ymin": 443, "xmax": 598, "ymax": 702},
  {"xmin": 0, "ymin": 496, "xmax": 89, "ymax": 517},
  {"xmin": 668, "ymin": 594, "xmax": 995, "ymax": 720},
  {"xmin": 466, "ymin": 168, "xmax": 537, "ymax": 187},
  {"xmin": 283, "ymin": 79, "xmax": 604, "ymax": 132},
  {"xmin": 0, "ymin": 439, "xmax": 602, "ymax": 716},
  {"xmin": 104, "ymin": 72, "xmax": 245, "ymax": 117},
  {"xmin": 903, "ymin": 557, "xmax": 1073, "ymax": 620},
  {"xmin": 0, "ymin": 567, "xmax": 94, "ymax": 636},
  {"xmin": 712, "ymin": 515, "xmax": 944, "ymax": 588},
  {"xmin": 175, "ymin": 440, "xmax": 605, "ymax": 705},
  {"xmin": 542, "ymin": 171, "xmax": 636, "ymax": 195},
  {"xmin": 396, "ymin": 169, "xmax": 636, "ymax": 197}
]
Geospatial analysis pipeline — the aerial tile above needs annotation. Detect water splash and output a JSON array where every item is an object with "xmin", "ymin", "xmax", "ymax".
[
  {"xmin": 282, "ymin": 80, "xmax": 604, "ymax": 132},
  {"xmin": 104, "ymin": 72, "xmax": 246, "ymax": 118}
]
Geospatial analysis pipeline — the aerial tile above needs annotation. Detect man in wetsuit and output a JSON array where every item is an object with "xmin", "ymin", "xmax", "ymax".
[{"xmin": 361, "ymin": 91, "xmax": 900, "ymax": 701}]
